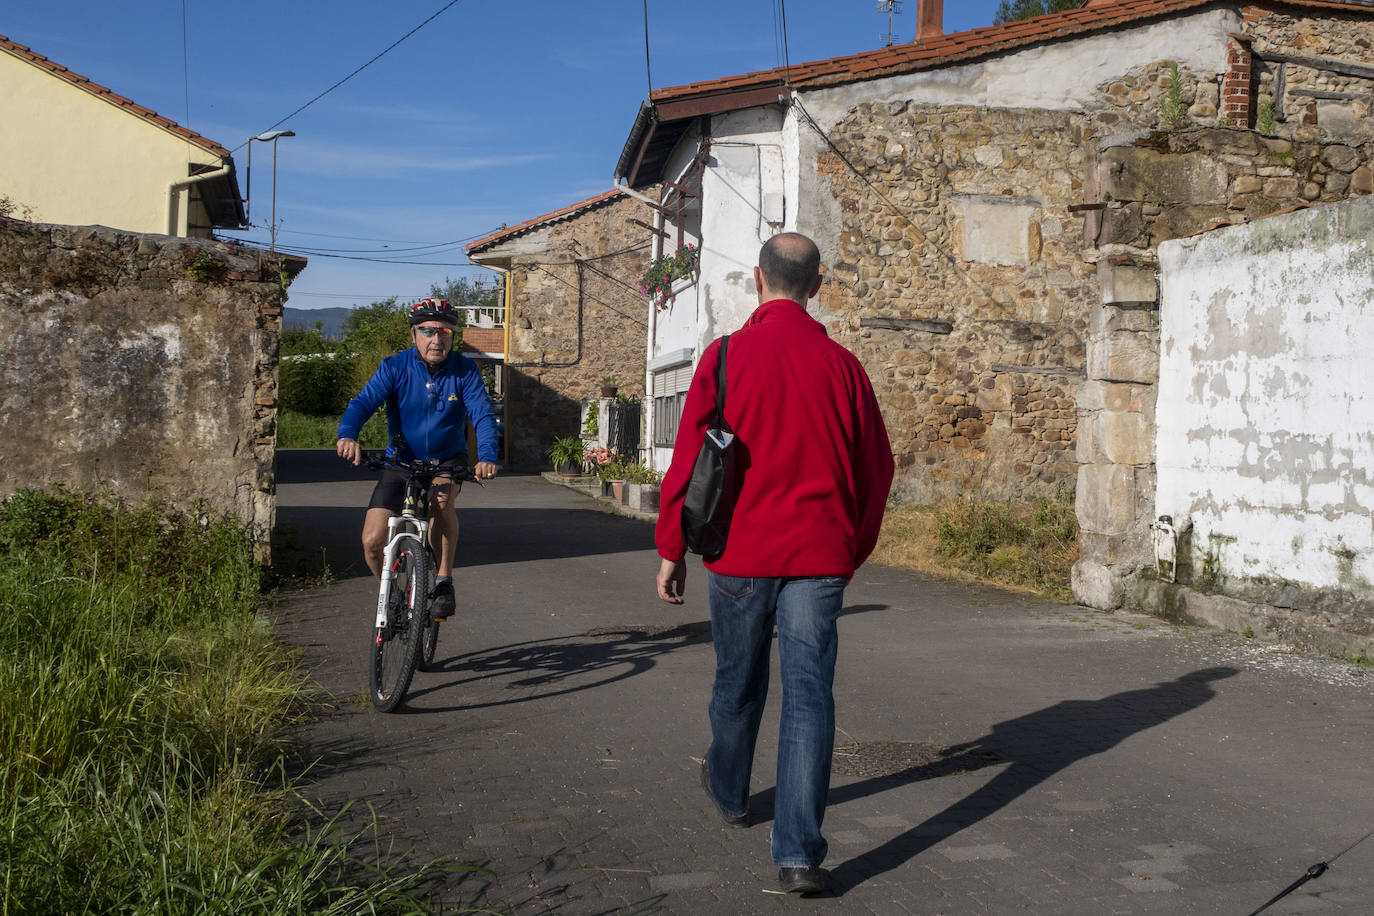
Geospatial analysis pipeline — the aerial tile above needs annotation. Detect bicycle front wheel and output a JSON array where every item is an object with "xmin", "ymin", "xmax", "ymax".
[
  {"xmin": 418, "ymin": 545, "xmax": 440, "ymax": 671},
  {"xmin": 370, "ymin": 535, "xmax": 427, "ymax": 712}
]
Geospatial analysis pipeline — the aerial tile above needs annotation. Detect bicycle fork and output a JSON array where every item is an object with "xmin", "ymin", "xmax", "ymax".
[{"xmin": 375, "ymin": 514, "xmax": 430, "ymax": 631}]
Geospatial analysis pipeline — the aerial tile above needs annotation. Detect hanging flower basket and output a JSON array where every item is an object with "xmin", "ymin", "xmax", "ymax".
[{"xmin": 639, "ymin": 243, "xmax": 698, "ymax": 312}]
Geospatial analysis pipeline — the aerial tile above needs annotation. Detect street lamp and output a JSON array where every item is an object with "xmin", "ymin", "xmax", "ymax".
[{"xmin": 245, "ymin": 129, "xmax": 295, "ymax": 254}]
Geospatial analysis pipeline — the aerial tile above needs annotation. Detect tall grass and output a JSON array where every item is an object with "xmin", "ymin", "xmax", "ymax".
[
  {"xmin": 0, "ymin": 487, "xmax": 465, "ymax": 914},
  {"xmin": 874, "ymin": 488, "xmax": 1079, "ymax": 602},
  {"xmin": 277, "ymin": 409, "xmax": 386, "ymax": 449}
]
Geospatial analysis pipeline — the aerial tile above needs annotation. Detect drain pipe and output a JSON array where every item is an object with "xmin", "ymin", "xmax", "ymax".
[{"xmin": 166, "ymin": 162, "xmax": 232, "ymax": 237}]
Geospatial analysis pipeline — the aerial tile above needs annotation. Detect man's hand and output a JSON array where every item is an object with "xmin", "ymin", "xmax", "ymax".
[
  {"xmin": 473, "ymin": 461, "xmax": 498, "ymax": 480},
  {"xmin": 337, "ymin": 438, "xmax": 361, "ymax": 466},
  {"xmin": 656, "ymin": 558, "xmax": 686, "ymax": 604}
]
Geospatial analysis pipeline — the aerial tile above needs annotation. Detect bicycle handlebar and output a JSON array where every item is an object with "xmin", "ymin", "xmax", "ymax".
[{"xmin": 362, "ymin": 451, "xmax": 482, "ymax": 485}]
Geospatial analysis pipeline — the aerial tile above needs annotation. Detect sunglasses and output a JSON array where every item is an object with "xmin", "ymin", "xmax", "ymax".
[{"xmin": 415, "ymin": 326, "xmax": 454, "ymax": 338}]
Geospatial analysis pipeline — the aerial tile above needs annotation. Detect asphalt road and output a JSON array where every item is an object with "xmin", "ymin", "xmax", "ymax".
[{"xmin": 273, "ymin": 449, "xmax": 1374, "ymax": 915}]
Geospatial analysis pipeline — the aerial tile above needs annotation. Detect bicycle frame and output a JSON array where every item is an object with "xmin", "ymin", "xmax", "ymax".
[{"xmin": 374, "ymin": 480, "xmax": 431, "ymax": 630}]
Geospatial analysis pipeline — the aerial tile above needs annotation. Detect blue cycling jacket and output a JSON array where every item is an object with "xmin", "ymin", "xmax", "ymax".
[{"xmin": 337, "ymin": 348, "xmax": 499, "ymax": 464}]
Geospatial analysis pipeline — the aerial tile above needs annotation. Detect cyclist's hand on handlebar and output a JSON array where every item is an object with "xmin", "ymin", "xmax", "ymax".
[
  {"xmin": 473, "ymin": 461, "xmax": 498, "ymax": 480},
  {"xmin": 337, "ymin": 438, "xmax": 361, "ymax": 466}
]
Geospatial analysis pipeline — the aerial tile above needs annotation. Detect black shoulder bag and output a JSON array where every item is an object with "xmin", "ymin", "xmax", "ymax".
[{"xmin": 681, "ymin": 335, "xmax": 738, "ymax": 557}]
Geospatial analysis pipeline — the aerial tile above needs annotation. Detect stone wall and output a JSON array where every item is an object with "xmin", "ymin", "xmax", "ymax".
[
  {"xmin": 1074, "ymin": 126, "xmax": 1374, "ymax": 613},
  {"xmin": 499, "ymin": 194, "xmax": 652, "ymax": 469},
  {"xmin": 1250, "ymin": 6, "xmax": 1374, "ymax": 144},
  {"xmin": 818, "ymin": 103, "xmax": 1092, "ymax": 503},
  {"xmin": 0, "ymin": 219, "xmax": 290, "ymax": 552}
]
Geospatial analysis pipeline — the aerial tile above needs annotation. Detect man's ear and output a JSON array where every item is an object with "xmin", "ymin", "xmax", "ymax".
[
  {"xmin": 806, "ymin": 273, "xmax": 823, "ymax": 300},
  {"xmin": 753, "ymin": 266, "xmax": 765, "ymax": 301}
]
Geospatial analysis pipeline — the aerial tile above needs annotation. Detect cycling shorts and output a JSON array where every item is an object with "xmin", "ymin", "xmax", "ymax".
[{"xmin": 367, "ymin": 454, "xmax": 467, "ymax": 514}]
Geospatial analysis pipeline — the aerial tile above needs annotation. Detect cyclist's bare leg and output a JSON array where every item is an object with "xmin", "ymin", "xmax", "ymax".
[
  {"xmin": 429, "ymin": 477, "xmax": 458, "ymax": 578},
  {"xmin": 361, "ymin": 507, "xmax": 392, "ymax": 578}
]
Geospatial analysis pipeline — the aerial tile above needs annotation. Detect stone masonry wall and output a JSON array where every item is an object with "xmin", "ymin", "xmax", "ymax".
[
  {"xmin": 1074, "ymin": 126, "xmax": 1374, "ymax": 611},
  {"xmin": 503, "ymin": 194, "xmax": 651, "ymax": 469},
  {"xmin": 0, "ymin": 220, "xmax": 288, "ymax": 553},
  {"xmin": 818, "ymin": 103, "xmax": 1092, "ymax": 503}
]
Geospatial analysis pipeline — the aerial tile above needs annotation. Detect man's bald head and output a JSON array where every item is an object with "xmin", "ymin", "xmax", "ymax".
[{"xmin": 757, "ymin": 233, "xmax": 821, "ymax": 303}]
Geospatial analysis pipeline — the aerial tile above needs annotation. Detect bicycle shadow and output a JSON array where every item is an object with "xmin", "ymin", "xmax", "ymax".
[
  {"xmin": 818, "ymin": 666, "xmax": 1239, "ymax": 895},
  {"xmin": 400, "ymin": 602, "xmax": 888, "ymax": 713},
  {"xmin": 401, "ymin": 622, "xmax": 713, "ymax": 713}
]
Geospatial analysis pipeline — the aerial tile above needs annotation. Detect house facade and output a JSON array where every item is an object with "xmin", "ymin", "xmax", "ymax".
[
  {"xmin": 466, "ymin": 190, "xmax": 654, "ymax": 469},
  {"xmin": 1, "ymin": 33, "xmax": 244, "ymax": 238},
  {"xmin": 613, "ymin": 0, "xmax": 1374, "ymax": 626}
]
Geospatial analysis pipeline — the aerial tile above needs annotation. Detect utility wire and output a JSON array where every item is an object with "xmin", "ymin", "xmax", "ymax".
[
  {"xmin": 181, "ymin": 0, "xmax": 191, "ymax": 128},
  {"xmin": 530, "ymin": 263, "xmax": 646, "ymax": 327},
  {"xmin": 233, "ymin": 0, "xmax": 466, "ymax": 153},
  {"xmin": 642, "ymin": 0, "xmax": 653, "ymax": 96}
]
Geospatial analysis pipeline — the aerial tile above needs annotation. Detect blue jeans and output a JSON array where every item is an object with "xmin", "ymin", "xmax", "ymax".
[{"xmin": 704, "ymin": 573, "xmax": 847, "ymax": 868}]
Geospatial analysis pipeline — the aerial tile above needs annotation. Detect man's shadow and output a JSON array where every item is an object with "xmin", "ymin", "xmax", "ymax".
[{"xmin": 817, "ymin": 666, "xmax": 1240, "ymax": 894}]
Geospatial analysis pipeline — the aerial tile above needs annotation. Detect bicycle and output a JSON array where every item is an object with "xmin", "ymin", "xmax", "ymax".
[{"xmin": 363, "ymin": 452, "xmax": 478, "ymax": 712}]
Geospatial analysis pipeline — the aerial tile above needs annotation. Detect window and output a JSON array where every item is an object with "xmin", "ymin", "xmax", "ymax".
[{"xmin": 651, "ymin": 361, "xmax": 694, "ymax": 447}]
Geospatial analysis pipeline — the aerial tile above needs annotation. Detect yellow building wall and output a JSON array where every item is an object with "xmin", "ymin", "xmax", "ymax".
[{"xmin": 1, "ymin": 50, "xmax": 221, "ymax": 237}]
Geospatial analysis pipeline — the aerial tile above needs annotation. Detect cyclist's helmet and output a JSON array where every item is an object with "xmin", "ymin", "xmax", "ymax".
[{"xmin": 408, "ymin": 297, "xmax": 458, "ymax": 326}]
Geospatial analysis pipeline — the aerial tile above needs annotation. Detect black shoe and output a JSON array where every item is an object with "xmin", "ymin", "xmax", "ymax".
[
  {"xmin": 431, "ymin": 580, "xmax": 455, "ymax": 621},
  {"xmin": 699, "ymin": 758, "xmax": 748, "ymax": 828},
  {"xmin": 777, "ymin": 866, "xmax": 825, "ymax": 895}
]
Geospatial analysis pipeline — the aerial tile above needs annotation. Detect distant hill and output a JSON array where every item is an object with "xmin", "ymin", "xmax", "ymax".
[{"xmin": 283, "ymin": 306, "xmax": 351, "ymax": 340}]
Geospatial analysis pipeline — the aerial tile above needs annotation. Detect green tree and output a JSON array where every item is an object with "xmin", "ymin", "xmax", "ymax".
[
  {"xmin": 340, "ymin": 297, "xmax": 412, "ymax": 394},
  {"xmin": 994, "ymin": 0, "xmax": 1081, "ymax": 24},
  {"xmin": 280, "ymin": 322, "xmax": 332, "ymax": 356},
  {"xmin": 430, "ymin": 275, "xmax": 500, "ymax": 320}
]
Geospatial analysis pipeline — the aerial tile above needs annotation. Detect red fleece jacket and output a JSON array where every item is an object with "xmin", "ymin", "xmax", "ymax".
[{"xmin": 655, "ymin": 299, "xmax": 895, "ymax": 578}]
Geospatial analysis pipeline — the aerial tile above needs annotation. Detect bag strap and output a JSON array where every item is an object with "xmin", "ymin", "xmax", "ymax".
[{"xmin": 714, "ymin": 335, "xmax": 729, "ymax": 428}]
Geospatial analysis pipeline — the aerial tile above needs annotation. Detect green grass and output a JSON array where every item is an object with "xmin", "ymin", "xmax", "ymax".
[
  {"xmin": 874, "ymin": 488, "xmax": 1079, "ymax": 602},
  {"xmin": 0, "ymin": 487, "xmax": 474, "ymax": 914},
  {"xmin": 277, "ymin": 409, "xmax": 387, "ymax": 449}
]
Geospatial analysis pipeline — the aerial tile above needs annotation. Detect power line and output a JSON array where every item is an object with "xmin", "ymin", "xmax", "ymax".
[
  {"xmin": 642, "ymin": 0, "xmax": 653, "ymax": 96},
  {"xmin": 232, "ymin": 0, "xmax": 466, "ymax": 153}
]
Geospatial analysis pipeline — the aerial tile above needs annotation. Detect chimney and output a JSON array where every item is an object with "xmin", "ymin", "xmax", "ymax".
[{"xmin": 916, "ymin": 0, "xmax": 943, "ymax": 43}]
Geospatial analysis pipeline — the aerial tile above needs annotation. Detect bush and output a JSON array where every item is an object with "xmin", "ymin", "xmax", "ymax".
[{"xmin": 278, "ymin": 350, "xmax": 354, "ymax": 416}]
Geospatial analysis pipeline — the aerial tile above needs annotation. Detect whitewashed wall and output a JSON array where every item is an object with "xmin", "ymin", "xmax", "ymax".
[{"xmin": 1156, "ymin": 196, "xmax": 1374, "ymax": 592}]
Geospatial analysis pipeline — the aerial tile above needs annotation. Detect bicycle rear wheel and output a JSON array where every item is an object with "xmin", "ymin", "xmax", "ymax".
[
  {"xmin": 370, "ymin": 535, "xmax": 427, "ymax": 712},
  {"xmin": 418, "ymin": 545, "xmax": 441, "ymax": 671}
]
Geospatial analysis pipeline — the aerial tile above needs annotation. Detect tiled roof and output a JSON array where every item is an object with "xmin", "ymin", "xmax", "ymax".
[
  {"xmin": 466, "ymin": 190, "xmax": 626, "ymax": 255},
  {"xmin": 648, "ymin": 0, "xmax": 1373, "ymax": 107},
  {"xmin": 1, "ymin": 32, "xmax": 232, "ymax": 160}
]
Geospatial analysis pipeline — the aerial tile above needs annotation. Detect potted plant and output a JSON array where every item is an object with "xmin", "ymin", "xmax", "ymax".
[
  {"xmin": 546, "ymin": 436, "xmax": 585, "ymax": 477},
  {"xmin": 596, "ymin": 458, "xmax": 629, "ymax": 501},
  {"xmin": 584, "ymin": 445, "xmax": 621, "ymax": 493},
  {"xmin": 639, "ymin": 242, "xmax": 698, "ymax": 312},
  {"xmin": 623, "ymin": 460, "xmax": 663, "ymax": 512},
  {"xmin": 599, "ymin": 375, "xmax": 618, "ymax": 398}
]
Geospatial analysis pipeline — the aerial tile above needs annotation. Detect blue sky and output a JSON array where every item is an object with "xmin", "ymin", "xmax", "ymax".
[{"xmin": 8, "ymin": 1, "xmax": 1006, "ymax": 310}]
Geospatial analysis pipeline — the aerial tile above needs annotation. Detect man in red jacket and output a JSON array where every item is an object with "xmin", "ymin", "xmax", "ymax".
[{"xmin": 655, "ymin": 232, "xmax": 894, "ymax": 896}]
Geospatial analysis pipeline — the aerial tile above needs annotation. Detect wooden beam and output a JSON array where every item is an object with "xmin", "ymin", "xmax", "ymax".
[{"xmin": 859, "ymin": 316, "xmax": 953, "ymax": 335}]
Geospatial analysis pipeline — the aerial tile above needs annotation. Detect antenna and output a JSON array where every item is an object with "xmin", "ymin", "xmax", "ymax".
[{"xmin": 877, "ymin": 0, "xmax": 903, "ymax": 47}]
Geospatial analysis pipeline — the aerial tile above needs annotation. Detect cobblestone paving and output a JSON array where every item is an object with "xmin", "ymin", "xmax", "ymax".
[{"xmin": 275, "ymin": 456, "xmax": 1374, "ymax": 915}]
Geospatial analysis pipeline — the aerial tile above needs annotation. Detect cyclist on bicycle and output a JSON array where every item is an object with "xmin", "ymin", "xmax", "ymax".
[{"xmin": 336, "ymin": 297, "xmax": 499, "ymax": 620}]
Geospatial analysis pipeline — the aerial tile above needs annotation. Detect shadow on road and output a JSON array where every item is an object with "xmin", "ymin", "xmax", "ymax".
[
  {"xmin": 401, "ymin": 622, "xmax": 713, "ymax": 712},
  {"xmin": 821, "ymin": 666, "xmax": 1239, "ymax": 894},
  {"xmin": 275, "ymin": 504, "xmax": 657, "ymax": 580}
]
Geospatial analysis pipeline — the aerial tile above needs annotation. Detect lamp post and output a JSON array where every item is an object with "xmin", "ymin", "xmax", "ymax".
[{"xmin": 245, "ymin": 129, "xmax": 295, "ymax": 254}]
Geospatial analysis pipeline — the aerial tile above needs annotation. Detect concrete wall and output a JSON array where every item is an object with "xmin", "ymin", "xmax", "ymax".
[
  {"xmin": 1148, "ymin": 196, "xmax": 1374, "ymax": 652},
  {"xmin": 1, "ymin": 49, "xmax": 222, "ymax": 238},
  {"xmin": 0, "ymin": 220, "xmax": 289, "ymax": 551}
]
